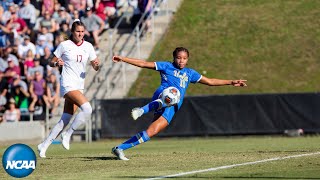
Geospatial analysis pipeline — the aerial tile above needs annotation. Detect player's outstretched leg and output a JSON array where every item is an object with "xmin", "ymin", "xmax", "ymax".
[
  {"xmin": 111, "ymin": 131, "xmax": 150, "ymax": 160},
  {"xmin": 131, "ymin": 99, "xmax": 162, "ymax": 120},
  {"xmin": 131, "ymin": 107, "xmax": 144, "ymax": 120}
]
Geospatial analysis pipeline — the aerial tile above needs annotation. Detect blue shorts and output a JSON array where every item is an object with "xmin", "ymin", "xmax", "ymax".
[{"xmin": 152, "ymin": 88, "xmax": 183, "ymax": 124}]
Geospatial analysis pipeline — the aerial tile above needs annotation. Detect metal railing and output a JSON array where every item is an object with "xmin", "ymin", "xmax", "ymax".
[
  {"xmin": 84, "ymin": 5, "xmax": 132, "ymax": 97},
  {"xmin": 85, "ymin": 0, "xmax": 171, "ymax": 98}
]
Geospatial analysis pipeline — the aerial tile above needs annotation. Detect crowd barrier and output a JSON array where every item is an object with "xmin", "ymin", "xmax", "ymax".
[{"xmin": 97, "ymin": 93, "xmax": 320, "ymax": 138}]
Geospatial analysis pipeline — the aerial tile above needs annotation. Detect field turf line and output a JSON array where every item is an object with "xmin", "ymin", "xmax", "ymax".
[{"xmin": 144, "ymin": 151, "xmax": 320, "ymax": 180}]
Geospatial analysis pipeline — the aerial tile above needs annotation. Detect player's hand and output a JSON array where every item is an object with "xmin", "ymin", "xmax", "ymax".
[
  {"xmin": 231, "ymin": 79, "xmax": 247, "ymax": 87},
  {"xmin": 92, "ymin": 59, "xmax": 100, "ymax": 67},
  {"xmin": 92, "ymin": 59, "xmax": 100, "ymax": 71},
  {"xmin": 57, "ymin": 58, "xmax": 64, "ymax": 67},
  {"xmin": 112, "ymin": 56, "xmax": 123, "ymax": 63}
]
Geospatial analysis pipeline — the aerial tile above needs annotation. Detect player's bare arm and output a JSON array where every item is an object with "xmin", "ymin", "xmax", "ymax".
[
  {"xmin": 199, "ymin": 76, "xmax": 247, "ymax": 87},
  {"xmin": 91, "ymin": 58, "xmax": 100, "ymax": 71},
  {"xmin": 112, "ymin": 56, "xmax": 155, "ymax": 69},
  {"xmin": 49, "ymin": 56, "xmax": 64, "ymax": 67}
]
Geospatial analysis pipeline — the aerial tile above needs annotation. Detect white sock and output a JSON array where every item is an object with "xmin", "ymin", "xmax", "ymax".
[
  {"xmin": 42, "ymin": 113, "xmax": 73, "ymax": 148},
  {"xmin": 66, "ymin": 102, "xmax": 92, "ymax": 137}
]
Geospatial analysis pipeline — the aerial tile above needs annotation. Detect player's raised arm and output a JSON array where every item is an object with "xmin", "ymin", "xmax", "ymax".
[
  {"xmin": 199, "ymin": 76, "xmax": 247, "ymax": 87},
  {"xmin": 112, "ymin": 56, "xmax": 155, "ymax": 69}
]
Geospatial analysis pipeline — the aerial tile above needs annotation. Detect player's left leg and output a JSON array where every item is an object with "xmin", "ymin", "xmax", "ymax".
[
  {"xmin": 112, "ymin": 115, "xmax": 168, "ymax": 160},
  {"xmin": 61, "ymin": 90, "xmax": 92, "ymax": 150}
]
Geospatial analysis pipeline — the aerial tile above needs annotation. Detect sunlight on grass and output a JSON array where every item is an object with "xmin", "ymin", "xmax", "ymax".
[{"xmin": 128, "ymin": 0, "xmax": 320, "ymax": 97}]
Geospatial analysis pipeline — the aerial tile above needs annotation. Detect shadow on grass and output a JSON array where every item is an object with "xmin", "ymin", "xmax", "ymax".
[
  {"xmin": 80, "ymin": 156, "xmax": 118, "ymax": 161},
  {"xmin": 43, "ymin": 156, "xmax": 118, "ymax": 161}
]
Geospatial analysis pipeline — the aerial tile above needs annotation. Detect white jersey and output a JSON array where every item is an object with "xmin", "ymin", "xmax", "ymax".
[{"xmin": 54, "ymin": 40, "xmax": 97, "ymax": 91}]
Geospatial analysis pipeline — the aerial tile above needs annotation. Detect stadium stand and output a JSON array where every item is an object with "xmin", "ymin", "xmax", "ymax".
[{"xmin": 0, "ymin": 0, "xmax": 182, "ymax": 143}]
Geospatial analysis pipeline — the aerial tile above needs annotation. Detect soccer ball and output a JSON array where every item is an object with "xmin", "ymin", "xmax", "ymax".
[{"xmin": 160, "ymin": 87, "xmax": 181, "ymax": 107}]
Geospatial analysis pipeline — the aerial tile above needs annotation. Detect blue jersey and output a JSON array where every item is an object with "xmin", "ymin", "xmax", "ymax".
[
  {"xmin": 154, "ymin": 61, "xmax": 202, "ymax": 99},
  {"xmin": 152, "ymin": 61, "xmax": 202, "ymax": 123}
]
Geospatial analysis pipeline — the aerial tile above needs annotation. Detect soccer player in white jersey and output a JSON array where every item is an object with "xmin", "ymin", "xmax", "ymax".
[{"xmin": 37, "ymin": 19, "xmax": 100, "ymax": 158}]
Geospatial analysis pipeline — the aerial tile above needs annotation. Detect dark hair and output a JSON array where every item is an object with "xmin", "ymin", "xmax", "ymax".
[
  {"xmin": 69, "ymin": 20, "xmax": 85, "ymax": 41},
  {"xmin": 173, "ymin": 47, "xmax": 189, "ymax": 59}
]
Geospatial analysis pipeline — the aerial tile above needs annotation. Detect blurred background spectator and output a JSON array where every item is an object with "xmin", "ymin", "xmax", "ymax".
[
  {"xmin": 54, "ymin": 6, "xmax": 71, "ymax": 26},
  {"xmin": 17, "ymin": 35, "xmax": 36, "ymax": 60},
  {"xmin": 28, "ymin": 71, "xmax": 48, "ymax": 112},
  {"xmin": 95, "ymin": 0, "xmax": 116, "ymax": 29},
  {"xmin": 0, "ymin": 74, "xmax": 8, "ymax": 113},
  {"xmin": 18, "ymin": 0, "xmax": 37, "ymax": 34},
  {"xmin": 68, "ymin": 0, "xmax": 86, "ymax": 17},
  {"xmin": 130, "ymin": 0, "xmax": 153, "ymax": 36},
  {"xmin": 34, "ymin": 10, "xmax": 58, "ymax": 34},
  {"xmin": 0, "ymin": 0, "xmax": 134, "ymax": 121},
  {"xmin": 11, "ymin": 74, "xmax": 29, "ymax": 114},
  {"xmin": 41, "ymin": 0, "xmax": 55, "ymax": 16},
  {"xmin": 3, "ymin": 98, "xmax": 21, "ymax": 122},
  {"xmin": 26, "ymin": 58, "xmax": 43, "ymax": 82},
  {"xmin": 81, "ymin": 6, "xmax": 104, "ymax": 53},
  {"xmin": 23, "ymin": 49, "xmax": 34, "ymax": 75},
  {"xmin": 46, "ymin": 73, "xmax": 60, "ymax": 116},
  {"xmin": 0, "ymin": 47, "xmax": 19, "ymax": 73},
  {"xmin": 3, "ymin": 58, "xmax": 20, "ymax": 85}
]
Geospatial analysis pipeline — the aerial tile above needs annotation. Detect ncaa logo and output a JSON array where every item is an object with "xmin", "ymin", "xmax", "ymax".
[{"xmin": 2, "ymin": 144, "xmax": 37, "ymax": 178}]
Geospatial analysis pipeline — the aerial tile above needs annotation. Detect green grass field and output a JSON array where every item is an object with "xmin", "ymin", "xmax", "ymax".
[
  {"xmin": 128, "ymin": 0, "xmax": 320, "ymax": 97},
  {"xmin": 1, "ymin": 136, "xmax": 320, "ymax": 179}
]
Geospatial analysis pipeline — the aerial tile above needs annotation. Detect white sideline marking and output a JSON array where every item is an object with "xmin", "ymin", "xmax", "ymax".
[{"xmin": 143, "ymin": 152, "xmax": 320, "ymax": 180}]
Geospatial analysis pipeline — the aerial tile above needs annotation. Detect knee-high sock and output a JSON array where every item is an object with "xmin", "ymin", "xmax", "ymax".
[
  {"xmin": 117, "ymin": 131, "xmax": 150, "ymax": 150},
  {"xmin": 65, "ymin": 102, "xmax": 92, "ymax": 136},
  {"xmin": 42, "ymin": 113, "xmax": 73, "ymax": 148},
  {"xmin": 141, "ymin": 99, "xmax": 162, "ymax": 114}
]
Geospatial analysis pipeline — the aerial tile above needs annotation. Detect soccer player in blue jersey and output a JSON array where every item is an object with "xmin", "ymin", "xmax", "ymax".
[{"xmin": 111, "ymin": 47, "xmax": 247, "ymax": 160}]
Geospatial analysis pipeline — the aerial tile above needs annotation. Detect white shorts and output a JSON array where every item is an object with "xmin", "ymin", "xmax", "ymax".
[{"xmin": 61, "ymin": 86, "xmax": 84, "ymax": 97}]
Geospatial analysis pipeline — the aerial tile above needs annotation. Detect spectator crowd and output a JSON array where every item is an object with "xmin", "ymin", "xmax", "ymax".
[
  {"xmin": 0, "ymin": 0, "xmax": 121, "ymax": 122},
  {"xmin": 0, "ymin": 0, "xmax": 157, "ymax": 122}
]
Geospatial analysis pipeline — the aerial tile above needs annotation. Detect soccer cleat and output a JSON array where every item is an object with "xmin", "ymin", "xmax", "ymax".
[
  {"xmin": 131, "ymin": 107, "xmax": 144, "ymax": 120},
  {"xmin": 61, "ymin": 132, "xmax": 70, "ymax": 150},
  {"xmin": 111, "ymin": 147, "xmax": 129, "ymax": 161},
  {"xmin": 37, "ymin": 143, "xmax": 46, "ymax": 158}
]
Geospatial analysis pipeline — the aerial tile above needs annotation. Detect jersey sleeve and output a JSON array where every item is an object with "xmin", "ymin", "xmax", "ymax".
[
  {"xmin": 155, "ymin": 61, "xmax": 168, "ymax": 71},
  {"xmin": 189, "ymin": 68, "xmax": 202, "ymax": 83},
  {"xmin": 53, "ymin": 43, "xmax": 64, "ymax": 58},
  {"xmin": 88, "ymin": 44, "xmax": 97, "ymax": 61}
]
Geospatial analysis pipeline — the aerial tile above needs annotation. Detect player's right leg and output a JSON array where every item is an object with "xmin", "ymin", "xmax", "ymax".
[
  {"xmin": 37, "ymin": 100, "xmax": 74, "ymax": 158},
  {"xmin": 131, "ymin": 99, "xmax": 162, "ymax": 120}
]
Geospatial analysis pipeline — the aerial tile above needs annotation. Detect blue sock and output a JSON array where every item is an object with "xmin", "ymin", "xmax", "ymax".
[
  {"xmin": 117, "ymin": 131, "xmax": 150, "ymax": 150},
  {"xmin": 141, "ymin": 99, "xmax": 162, "ymax": 114}
]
